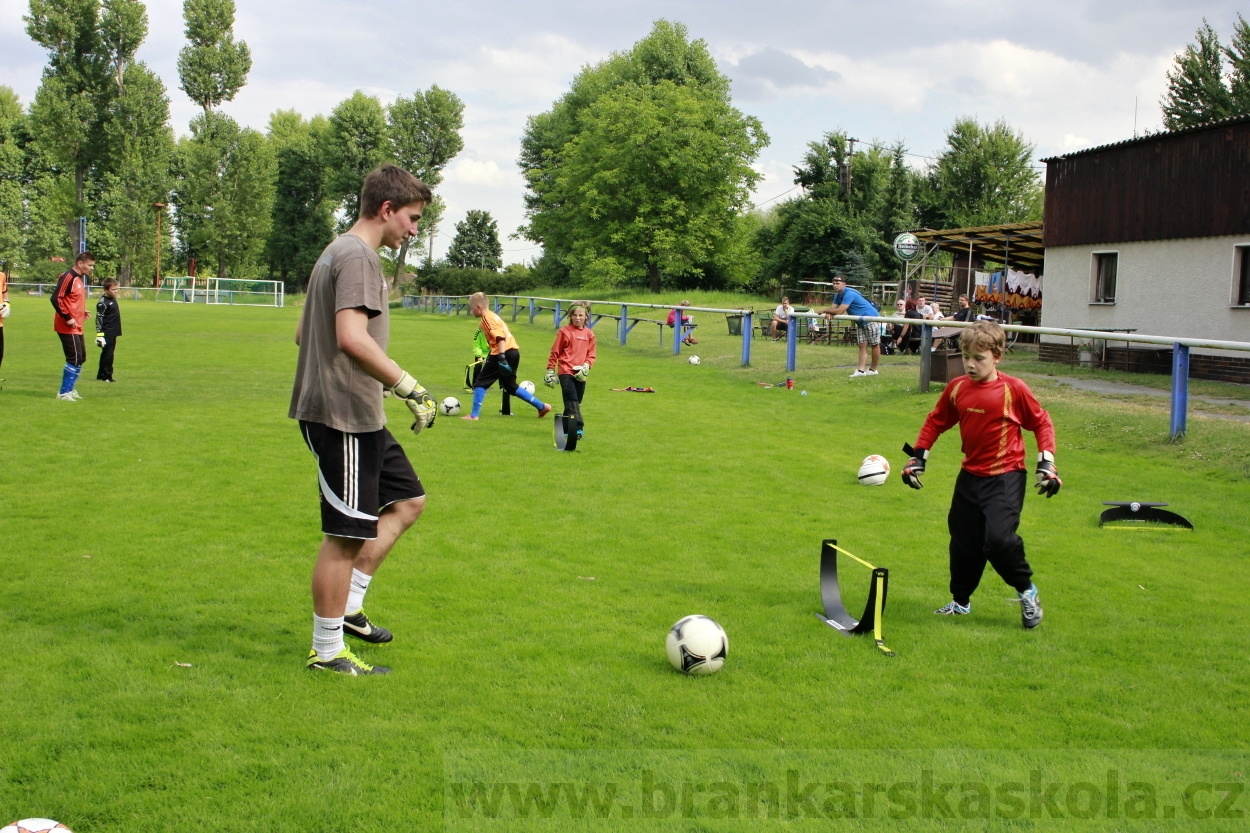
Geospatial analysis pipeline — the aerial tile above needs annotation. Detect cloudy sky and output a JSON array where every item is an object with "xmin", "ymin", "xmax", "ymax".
[{"xmin": 1, "ymin": 0, "xmax": 1243, "ymax": 262}]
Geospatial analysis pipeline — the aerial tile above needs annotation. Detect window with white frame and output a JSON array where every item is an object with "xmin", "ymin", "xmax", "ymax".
[
  {"xmin": 1092, "ymin": 252, "xmax": 1117, "ymax": 303},
  {"xmin": 1236, "ymin": 245, "xmax": 1250, "ymax": 306}
]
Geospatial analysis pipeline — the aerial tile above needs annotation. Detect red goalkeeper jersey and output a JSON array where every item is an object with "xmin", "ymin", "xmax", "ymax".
[
  {"xmin": 547, "ymin": 325, "xmax": 596, "ymax": 375},
  {"xmin": 914, "ymin": 371, "xmax": 1056, "ymax": 477}
]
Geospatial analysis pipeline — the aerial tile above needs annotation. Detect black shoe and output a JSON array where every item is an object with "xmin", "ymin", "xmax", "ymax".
[
  {"xmin": 343, "ymin": 610, "xmax": 393, "ymax": 643},
  {"xmin": 306, "ymin": 648, "xmax": 390, "ymax": 675}
]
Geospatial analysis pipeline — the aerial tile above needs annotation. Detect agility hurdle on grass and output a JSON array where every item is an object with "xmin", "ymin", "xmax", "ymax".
[{"xmin": 814, "ymin": 539, "xmax": 895, "ymax": 657}]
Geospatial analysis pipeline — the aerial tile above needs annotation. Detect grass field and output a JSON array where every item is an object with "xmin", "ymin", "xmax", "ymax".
[{"xmin": 1, "ymin": 294, "xmax": 1248, "ymax": 831}]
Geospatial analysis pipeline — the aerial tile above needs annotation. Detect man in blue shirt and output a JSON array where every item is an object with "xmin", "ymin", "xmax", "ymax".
[{"xmin": 818, "ymin": 274, "xmax": 881, "ymax": 377}]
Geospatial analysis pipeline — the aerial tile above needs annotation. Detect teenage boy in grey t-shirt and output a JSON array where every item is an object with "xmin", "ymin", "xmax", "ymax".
[{"xmin": 291, "ymin": 165, "xmax": 436, "ymax": 676}]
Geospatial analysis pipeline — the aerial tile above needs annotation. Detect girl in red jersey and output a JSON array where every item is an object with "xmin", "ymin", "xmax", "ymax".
[
  {"xmin": 900, "ymin": 321, "xmax": 1062, "ymax": 629},
  {"xmin": 544, "ymin": 302, "xmax": 596, "ymax": 439}
]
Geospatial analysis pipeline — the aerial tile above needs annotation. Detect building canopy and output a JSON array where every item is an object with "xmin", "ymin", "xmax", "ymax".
[{"xmin": 911, "ymin": 221, "xmax": 1044, "ymax": 274}]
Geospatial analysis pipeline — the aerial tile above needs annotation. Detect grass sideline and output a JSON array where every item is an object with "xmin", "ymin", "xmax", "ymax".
[{"xmin": 1, "ymin": 295, "xmax": 1248, "ymax": 831}]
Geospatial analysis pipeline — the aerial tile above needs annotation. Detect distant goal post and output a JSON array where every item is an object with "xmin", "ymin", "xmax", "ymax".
[{"xmin": 155, "ymin": 277, "xmax": 284, "ymax": 308}]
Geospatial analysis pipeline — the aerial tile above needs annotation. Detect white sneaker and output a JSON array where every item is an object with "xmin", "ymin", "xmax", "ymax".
[
  {"xmin": 56, "ymin": 392, "xmax": 76, "ymax": 401},
  {"xmin": 864, "ymin": 369, "xmax": 879, "ymax": 376},
  {"xmin": 849, "ymin": 369, "xmax": 867, "ymax": 378},
  {"xmin": 69, "ymin": 389, "xmax": 83, "ymax": 401}
]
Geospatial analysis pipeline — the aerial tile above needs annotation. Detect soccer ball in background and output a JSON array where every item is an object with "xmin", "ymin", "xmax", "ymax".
[
  {"xmin": 857, "ymin": 454, "xmax": 890, "ymax": 486},
  {"xmin": 2, "ymin": 821, "xmax": 73, "ymax": 833},
  {"xmin": 666, "ymin": 615, "xmax": 728, "ymax": 675},
  {"xmin": 519, "ymin": 380, "xmax": 536, "ymax": 394},
  {"xmin": 688, "ymin": 355, "xmax": 701, "ymax": 365},
  {"xmin": 440, "ymin": 397, "xmax": 461, "ymax": 416}
]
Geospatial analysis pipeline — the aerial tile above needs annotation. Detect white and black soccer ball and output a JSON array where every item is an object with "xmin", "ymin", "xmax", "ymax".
[
  {"xmin": 688, "ymin": 355, "xmax": 701, "ymax": 365},
  {"xmin": 666, "ymin": 615, "xmax": 728, "ymax": 675},
  {"xmin": 519, "ymin": 380, "xmax": 536, "ymax": 394},
  {"xmin": 3, "ymin": 821, "xmax": 74, "ymax": 833},
  {"xmin": 440, "ymin": 396, "xmax": 461, "ymax": 416},
  {"xmin": 857, "ymin": 454, "xmax": 890, "ymax": 486}
]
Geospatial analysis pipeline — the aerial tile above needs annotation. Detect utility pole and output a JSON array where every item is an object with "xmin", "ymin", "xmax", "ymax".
[{"xmin": 844, "ymin": 137, "xmax": 859, "ymax": 198}]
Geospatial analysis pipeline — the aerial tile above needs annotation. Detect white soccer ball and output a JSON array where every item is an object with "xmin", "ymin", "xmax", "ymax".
[
  {"xmin": 3, "ymin": 821, "xmax": 73, "ymax": 833},
  {"xmin": 519, "ymin": 380, "xmax": 536, "ymax": 394},
  {"xmin": 688, "ymin": 355, "xmax": 701, "ymax": 365},
  {"xmin": 857, "ymin": 454, "xmax": 890, "ymax": 486},
  {"xmin": 666, "ymin": 615, "xmax": 728, "ymax": 675},
  {"xmin": 440, "ymin": 397, "xmax": 461, "ymax": 416}
]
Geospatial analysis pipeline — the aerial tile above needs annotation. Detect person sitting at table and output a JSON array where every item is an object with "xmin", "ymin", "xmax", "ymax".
[
  {"xmin": 896, "ymin": 298, "xmax": 924, "ymax": 354},
  {"xmin": 882, "ymin": 299, "xmax": 907, "ymax": 355},
  {"xmin": 769, "ymin": 296, "xmax": 794, "ymax": 340},
  {"xmin": 667, "ymin": 300, "xmax": 697, "ymax": 345}
]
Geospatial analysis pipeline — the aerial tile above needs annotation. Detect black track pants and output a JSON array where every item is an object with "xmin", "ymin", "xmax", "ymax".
[{"xmin": 947, "ymin": 468, "xmax": 1033, "ymax": 605}]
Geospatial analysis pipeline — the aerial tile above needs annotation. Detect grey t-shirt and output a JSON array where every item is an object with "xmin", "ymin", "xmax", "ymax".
[{"xmin": 289, "ymin": 233, "xmax": 390, "ymax": 432}]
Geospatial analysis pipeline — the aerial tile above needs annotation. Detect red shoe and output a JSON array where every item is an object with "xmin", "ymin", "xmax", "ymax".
[{"xmin": 538, "ymin": 404, "xmax": 552, "ymax": 418}]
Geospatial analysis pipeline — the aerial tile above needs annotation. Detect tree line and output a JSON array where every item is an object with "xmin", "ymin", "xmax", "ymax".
[
  {"xmin": 0, "ymin": 0, "xmax": 465, "ymax": 290},
  {"xmin": 1, "ymin": 10, "xmax": 1237, "ymax": 294}
]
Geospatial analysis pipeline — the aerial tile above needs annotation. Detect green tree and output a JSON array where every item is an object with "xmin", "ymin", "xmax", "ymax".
[
  {"xmin": 757, "ymin": 132, "xmax": 916, "ymax": 290},
  {"xmin": 1225, "ymin": 15, "xmax": 1250, "ymax": 116},
  {"xmin": 387, "ymin": 85, "xmax": 465, "ymax": 276},
  {"xmin": 25, "ymin": 0, "xmax": 149, "ymax": 251},
  {"xmin": 920, "ymin": 118, "xmax": 1042, "ymax": 229},
  {"xmin": 265, "ymin": 110, "xmax": 333, "ymax": 290},
  {"xmin": 171, "ymin": 112, "xmax": 275, "ymax": 279},
  {"xmin": 0, "ymin": 87, "xmax": 27, "ymax": 267},
  {"xmin": 519, "ymin": 20, "xmax": 767, "ymax": 292},
  {"xmin": 177, "ymin": 0, "xmax": 251, "ymax": 114},
  {"xmin": 97, "ymin": 63, "xmax": 173, "ymax": 285},
  {"xmin": 445, "ymin": 209, "xmax": 502, "ymax": 270},
  {"xmin": 325, "ymin": 91, "xmax": 391, "ymax": 228}
]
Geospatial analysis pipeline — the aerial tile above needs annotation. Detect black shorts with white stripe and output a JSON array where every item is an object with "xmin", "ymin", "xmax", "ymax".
[{"xmin": 299, "ymin": 421, "xmax": 425, "ymax": 540}]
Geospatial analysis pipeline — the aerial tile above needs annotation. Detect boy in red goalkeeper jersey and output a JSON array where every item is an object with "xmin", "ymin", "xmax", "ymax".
[
  {"xmin": 901, "ymin": 321, "xmax": 1062, "ymax": 629},
  {"xmin": 544, "ymin": 302, "xmax": 596, "ymax": 439}
]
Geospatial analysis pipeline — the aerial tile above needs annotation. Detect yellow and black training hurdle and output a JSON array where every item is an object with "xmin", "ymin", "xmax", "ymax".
[{"xmin": 814, "ymin": 539, "xmax": 896, "ymax": 657}]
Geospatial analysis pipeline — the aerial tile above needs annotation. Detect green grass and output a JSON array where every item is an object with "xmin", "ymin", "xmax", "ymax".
[{"xmin": 1, "ymin": 295, "xmax": 1248, "ymax": 831}]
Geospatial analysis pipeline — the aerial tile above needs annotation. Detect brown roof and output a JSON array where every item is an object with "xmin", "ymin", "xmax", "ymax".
[{"xmin": 909, "ymin": 221, "xmax": 1044, "ymax": 273}]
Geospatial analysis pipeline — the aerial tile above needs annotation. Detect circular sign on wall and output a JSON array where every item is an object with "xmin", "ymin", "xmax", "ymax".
[{"xmin": 893, "ymin": 232, "xmax": 922, "ymax": 261}]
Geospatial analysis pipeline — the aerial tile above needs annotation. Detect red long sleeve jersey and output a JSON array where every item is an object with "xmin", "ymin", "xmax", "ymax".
[
  {"xmin": 52, "ymin": 269, "xmax": 87, "ymax": 334},
  {"xmin": 547, "ymin": 325, "xmax": 596, "ymax": 376},
  {"xmin": 914, "ymin": 372, "xmax": 1056, "ymax": 477}
]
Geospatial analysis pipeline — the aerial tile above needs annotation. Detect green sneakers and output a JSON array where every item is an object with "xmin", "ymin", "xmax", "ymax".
[{"xmin": 306, "ymin": 647, "xmax": 390, "ymax": 676}]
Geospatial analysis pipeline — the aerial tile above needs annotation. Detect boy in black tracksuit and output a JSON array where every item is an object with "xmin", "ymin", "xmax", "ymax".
[{"xmin": 95, "ymin": 278, "xmax": 122, "ymax": 382}]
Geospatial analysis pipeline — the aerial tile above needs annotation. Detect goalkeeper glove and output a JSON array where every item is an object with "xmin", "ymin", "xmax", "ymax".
[
  {"xmin": 574, "ymin": 363, "xmax": 590, "ymax": 381},
  {"xmin": 95, "ymin": 334, "xmax": 107, "ymax": 348},
  {"xmin": 0, "ymin": 301, "xmax": 10, "ymax": 319},
  {"xmin": 543, "ymin": 369, "xmax": 557, "ymax": 387},
  {"xmin": 1035, "ymin": 451, "xmax": 1062, "ymax": 498},
  {"xmin": 389, "ymin": 371, "xmax": 437, "ymax": 434},
  {"xmin": 497, "ymin": 358, "xmax": 512, "ymax": 372},
  {"xmin": 901, "ymin": 443, "xmax": 929, "ymax": 490}
]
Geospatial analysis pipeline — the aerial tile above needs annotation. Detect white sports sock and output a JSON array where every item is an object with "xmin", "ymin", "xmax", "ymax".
[
  {"xmin": 313, "ymin": 614, "xmax": 344, "ymax": 661},
  {"xmin": 345, "ymin": 568, "xmax": 373, "ymax": 615}
]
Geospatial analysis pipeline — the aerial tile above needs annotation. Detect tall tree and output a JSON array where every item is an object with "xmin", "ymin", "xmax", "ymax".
[
  {"xmin": 171, "ymin": 112, "xmax": 275, "ymax": 279},
  {"xmin": 177, "ymin": 0, "xmax": 251, "ymax": 114},
  {"xmin": 387, "ymin": 85, "xmax": 465, "ymax": 277},
  {"xmin": 1225, "ymin": 15, "xmax": 1250, "ymax": 116},
  {"xmin": 325, "ymin": 91, "xmax": 391, "ymax": 228},
  {"xmin": 445, "ymin": 209, "xmax": 502, "ymax": 270},
  {"xmin": 265, "ymin": 110, "xmax": 333, "ymax": 289},
  {"xmin": 97, "ymin": 63, "xmax": 173, "ymax": 285},
  {"xmin": 0, "ymin": 88, "xmax": 27, "ymax": 267},
  {"xmin": 519, "ymin": 20, "xmax": 767, "ymax": 292},
  {"xmin": 25, "ymin": 0, "xmax": 148, "ymax": 252},
  {"xmin": 920, "ymin": 118, "xmax": 1042, "ymax": 229}
]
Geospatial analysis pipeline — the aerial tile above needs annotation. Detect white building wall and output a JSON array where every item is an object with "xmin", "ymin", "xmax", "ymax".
[{"xmin": 1042, "ymin": 235, "xmax": 1250, "ymax": 351}]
